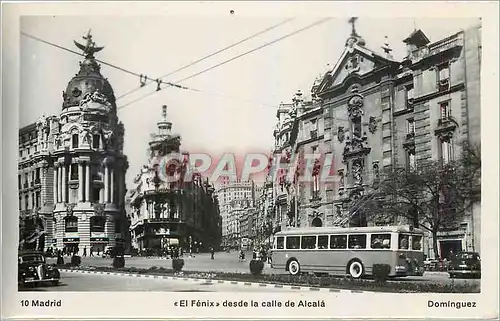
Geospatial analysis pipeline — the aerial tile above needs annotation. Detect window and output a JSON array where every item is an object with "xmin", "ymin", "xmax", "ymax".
[
  {"xmin": 330, "ymin": 235, "xmax": 347, "ymax": 249},
  {"xmin": 70, "ymin": 164, "xmax": 78, "ymax": 180},
  {"xmin": 348, "ymin": 234, "xmax": 367, "ymax": 249},
  {"xmin": 371, "ymin": 233, "xmax": 391, "ymax": 249},
  {"xmin": 405, "ymin": 83, "xmax": 414, "ymax": 104},
  {"xmin": 25, "ymin": 195, "xmax": 29, "ymax": 209},
  {"xmin": 92, "ymin": 134, "xmax": 100, "ymax": 149},
  {"xmin": 35, "ymin": 168, "xmax": 40, "ymax": 181},
  {"xmin": 318, "ymin": 235, "xmax": 328, "ymax": 249},
  {"xmin": 19, "ymin": 150, "xmax": 22, "ymax": 158},
  {"xmin": 92, "ymin": 187, "xmax": 100, "ymax": 202},
  {"xmin": 19, "ymin": 197, "xmax": 22, "ymax": 210},
  {"xmin": 301, "ymin": 235, "xmax": 317, "ymax": 249},
  {"xmin": 398, "ymin": 234, "xmax": 409, "ymax": 249},
  {"xmin": 72, "ymin": 134, "xmax": 79, "ymax": 148},
  {"xmin": 407, "ymin": 150, "xmax": 416, "ymax": 169},
  {"xmin": 411, "ymin": 235, "xmax": 422, "ymax": 251},
  {"xmin": 24, "ymin": 173, "xmax": 28, "ymax": 185},
  {"xmin": 90, "ymin": 216, "xmax": 105, "ymax": 233},
  {"xmin": 351, "ymin": 118, "xmax": 362, "ymax": 138},
  {"xmin": 18, "ymin": 175, "xmax": 21, "ymax": 189},
  {"xmin": 440, "ymin": 139, "xmax": 454, "ymax": 164},
  {"xmin": 438, "ymin": 64, "xmax": 450, "ymax": 82},
  {"xmin": 407, "ymin": 119, "xmax": 415, "ymax": 135},
  {"xmin": 285, "ymin": 236, "xmax": 300, "ymax": 249},
  {"xmin": 65, "ymin": 217, "xmax": 78, "ymax": 232},
  {"xmin": 440, "ymin": 102, "xmax": 451, "ymax": 120},
  {"xmin": 35, "ymin": 191, "xmax": 40, "ymax": 208}
]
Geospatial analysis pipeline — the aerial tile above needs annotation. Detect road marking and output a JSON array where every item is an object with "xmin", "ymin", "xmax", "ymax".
[
  {"xmin": 244, "ymin": 282, "xmax": 252, "ymax": 286},
  {"xmin": 309, "ymin": 287, "xmax": 321, "ymax": 291},
  {"xmin": 291, "ymin": 286, "xmax": 301, "ymax": 290}
]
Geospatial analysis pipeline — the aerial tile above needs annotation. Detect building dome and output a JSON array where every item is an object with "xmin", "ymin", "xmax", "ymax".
[{"xmin": 62, "ymin": 33, "xmax": 116, "ymax": 110}]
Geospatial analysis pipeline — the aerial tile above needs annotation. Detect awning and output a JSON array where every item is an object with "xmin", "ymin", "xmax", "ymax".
[
  {"xmin": 91, "ymin": 237, "xmax": 109, "ymax": 243},
  {"xmin": 63, "ymin": 237, "xmax": 80, "ymax": 244}
]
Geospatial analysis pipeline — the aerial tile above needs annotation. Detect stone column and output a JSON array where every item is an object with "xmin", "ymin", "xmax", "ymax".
[
  {"xmin": 78, "ymin": 161, "xmax": 84, "ymax": 202},
  {"xmin": 53, "ymin": 165, "xmax": 58, "ymax": 204},
  {"xmin": 62, "ymin": 165, "xmax": 67, "ymax": 203},
  {"xmin": 104, "ymin": 165, "xmax": 109, "ymax": 203},
  {"xmin": 110, "ymin": 169, "xmax": 114, "ymax": 204},
  {"xmin": 86, "ymin": 163, "xmax": 91, "ymax": 203},
  {"xmin": 58, "ymin": 166, "xmax": 62, "ymax": 203}
]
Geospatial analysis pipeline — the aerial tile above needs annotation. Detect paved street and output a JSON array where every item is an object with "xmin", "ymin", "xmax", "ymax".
[
  {"xmin": 46, "ymin": 251, "xmax": 480, "ymax": 288},
  {"xmin": 21, "ymin": 271, "xmax": 308, "ymax": 292}
]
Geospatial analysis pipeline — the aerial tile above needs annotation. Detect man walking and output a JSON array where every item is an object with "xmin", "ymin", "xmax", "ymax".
[
  {"xmin": 83, "ymin": 246, "xmax": 87, "ymax": 257},
  {"xmin": 210, "ymin": 247, "xmax": 215, "ymax": 260}
]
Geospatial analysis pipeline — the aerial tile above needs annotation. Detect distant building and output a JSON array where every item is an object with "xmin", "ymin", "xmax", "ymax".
[
  {"xmin": 18, "ymin": 32, "xmax": 129, "ymax": 255},
  {"xmin": 127, "ymin": 106, "xmax": 221, "ymax": 254},
  {"xmin": 270, "ymin": 19, "xmax": 481, "ymax": 259},
  {"xmin": 216, "ymin": 180, "xmax": 253, "ymax": 248}
]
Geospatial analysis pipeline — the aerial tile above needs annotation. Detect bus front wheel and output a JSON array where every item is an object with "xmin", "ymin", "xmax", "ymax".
[
  {"xmin": 288, "ymin": 259, "xmax": 301, "ymax": 276},
  {"xmin": 347, "ymin": 260, "xmax": 364, "ymax": 279}
]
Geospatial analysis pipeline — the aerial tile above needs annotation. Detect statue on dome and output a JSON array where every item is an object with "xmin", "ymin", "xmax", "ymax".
[{"xmin": 74, "ymin": 29, "xmax": 104, "ymax": 58}]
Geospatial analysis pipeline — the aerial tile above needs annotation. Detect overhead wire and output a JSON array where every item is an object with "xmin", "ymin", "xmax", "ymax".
[
  {"xmin": 116, "ymin": 17, "xmax": 296, "ymax": 100},
  {"xmin": 116, "ymin": 17, "xmax": 333, "ymax": 110}
]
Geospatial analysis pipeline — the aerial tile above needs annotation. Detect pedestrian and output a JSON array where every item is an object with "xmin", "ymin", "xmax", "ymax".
[
  {"xmin": 210, "ymin": 247, "xmax": 214, "ymax": 260},
  {"xmin": 90, "ymin": 247, "xmax": 94, "ymax": 257},
  {"xmin": 83, "ymin": 246, "xmax": 87, "ymax": 257},
  {"xmin": 97, "ymin": 248, "xmax": 100, "ymax": 257}
]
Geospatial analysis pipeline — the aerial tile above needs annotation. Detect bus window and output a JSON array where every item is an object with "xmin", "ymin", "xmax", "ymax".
[
  {"xmin": 348, "ymin": 234, "xmax": 367, "ymax": 249},
  {"xmin": 411, "ymin": 235, "xmax": 422, "ymax": 250},
  {"xmin": 301, "ymin": 236, "xmax": 317, "ymax": 249},
  {"xmin": 318, "ymin": 235, "xmax": 328, "ymax": 249},
  {"xmin": 286, "ymin": 236, "xmax": 300, "ymax": 249},
  {"xmin": 371, "ymin": 234, "xmax": 391, "ymax": 249},
  {"xmin": 399, "ymin": 234, "xmax": 409, "ymax": 249},
  {"xmin": 277, "ymin": 237, "xmax": 284, "ymax": 249},
  {"xmin": 330, "ymin": 235, "xmax": 347, "ymax": 249}
]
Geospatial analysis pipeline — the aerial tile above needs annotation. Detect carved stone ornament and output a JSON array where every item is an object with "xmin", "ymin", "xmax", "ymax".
[
  {"xmin": 346, "ymin": 54, "xmax": 361, "ymax": 73},
  {"xmin": 66, "ymin": 203, "xmax": 76, "ymax": 216},
  {"xmin": 337, "ymin": 126, "xmax": 345, "ymax": 143},
  {"xmin": 352, "ymin": 158, "xmax": 364, "ymax": 185},
  {"xmin": 72, "ymin": 87, "xmax": 82, "ymax": 98},
  {"xmin": 347, "ymin": 95, "xmax": 364, "ymax": 119},
  {"xmin": 368, "ymin": 116, "xmax": 378, "ymax": 134},
  {"xmin": 93, "ymin": 203, "xmax": 105, "ymax": 216}
]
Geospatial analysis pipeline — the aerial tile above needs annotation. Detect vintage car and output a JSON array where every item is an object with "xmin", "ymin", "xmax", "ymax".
[
  {"xmin": 18, "ymin": 251, "xmax": 60, "ymax": 287},
  {"xmin": 448, "ymin": 251, "xmax": 481, "ymax": 279}
]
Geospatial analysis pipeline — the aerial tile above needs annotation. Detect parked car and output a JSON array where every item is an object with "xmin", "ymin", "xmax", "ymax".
[
  {"xmin": 448, "ymin": 251, "xmax": 481, "ymax": 279},
  {"xmin": 18, "ymin": 251, "xmax": 60, "ymax": 287}
]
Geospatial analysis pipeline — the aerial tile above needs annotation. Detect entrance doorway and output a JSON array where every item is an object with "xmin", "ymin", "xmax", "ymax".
[{"xmin": 439, "ymin": 240, "xmax": 463, "ymax": 259}]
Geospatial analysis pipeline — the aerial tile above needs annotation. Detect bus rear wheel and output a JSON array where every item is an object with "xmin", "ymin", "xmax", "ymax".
[
  {"xmin": 347, "ymin": 260, "xmax": 364, "ymax": 279},
  {"xmin": 288, "ymin": 259, "xmax": 301, "ymax": 276}
]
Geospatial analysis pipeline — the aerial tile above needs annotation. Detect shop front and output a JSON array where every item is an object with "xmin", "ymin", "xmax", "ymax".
[{"xmin": 63, "ymin": 237, "xmax": 80, "ymax": 254}]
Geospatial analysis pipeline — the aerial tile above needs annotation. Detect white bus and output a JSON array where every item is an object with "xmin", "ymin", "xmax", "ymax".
[{"xmin": 270, "ymin": 226, "xmax": 424, "ymax": 278}]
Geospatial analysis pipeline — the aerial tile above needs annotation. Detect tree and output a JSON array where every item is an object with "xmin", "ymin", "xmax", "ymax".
[{"xmin": 365, "ymin": 143, "xmax": 481, "ymax": 259}]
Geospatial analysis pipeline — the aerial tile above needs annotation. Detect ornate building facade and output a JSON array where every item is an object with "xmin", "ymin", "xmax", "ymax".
[
  {"xmin": 270, "ymin": 19, "xmax": 481, "ymax": 259},
  {"xmin": 128, "ymin": 106, "xmax": 221, "ymax": 253},
  {"xmin": 18, "ymin": 33, "xmax": 129, "ymax": 255}
]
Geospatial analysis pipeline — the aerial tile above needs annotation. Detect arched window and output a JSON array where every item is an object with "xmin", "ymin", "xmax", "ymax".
[
  {"xmin": 72, "ymin": 134, "xmax": 79, "ymax": 148},
  {"xmin": 65, "ymin": 216, "xmax": 78, "ymax": 232},
  {"xmin": 90, "ymin": 216, "xmax": 105, "ymax": 233},
  {"xmin": 312, "ymin": 217, "xmax": 322, "ymax": 227}
]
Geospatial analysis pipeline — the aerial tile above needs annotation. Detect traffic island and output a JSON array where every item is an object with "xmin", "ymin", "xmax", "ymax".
[{"xmin": 55, "ymin": 265, "xmax": 480, "ymax": 293}]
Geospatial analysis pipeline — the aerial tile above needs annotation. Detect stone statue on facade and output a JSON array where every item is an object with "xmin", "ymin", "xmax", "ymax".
[
  {"xmin": 337, "ymin": 126, "xmax": 345, "ymax": 143},
  {"xmin": 347, "ymin": 95, "xmax": 364, "ymax": 119}
]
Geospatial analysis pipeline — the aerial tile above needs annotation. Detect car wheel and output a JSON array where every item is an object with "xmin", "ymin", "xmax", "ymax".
[
  {"xmin": 288, "ymin": 259, "xmax": 300, "ymax": 276},
  {"xmin": 347, "ymin": 260, "xmax": 364, "ymax": 279}
]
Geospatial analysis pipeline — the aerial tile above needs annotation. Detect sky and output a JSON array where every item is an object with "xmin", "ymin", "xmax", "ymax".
[{"xmin": 20, "ymin": 16, "xmax": 480, "ymax": 188}]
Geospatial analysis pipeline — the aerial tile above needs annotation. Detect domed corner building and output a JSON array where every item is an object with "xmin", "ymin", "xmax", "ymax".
[{"xmin": 19, "ymin": 32, "xmax": 130, "ymax": 256}]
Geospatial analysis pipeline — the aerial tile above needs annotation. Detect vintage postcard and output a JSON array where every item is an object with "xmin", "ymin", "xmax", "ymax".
[{"xmin": 1, "ymin": 1, "xmax": 498, "ymax": 320}]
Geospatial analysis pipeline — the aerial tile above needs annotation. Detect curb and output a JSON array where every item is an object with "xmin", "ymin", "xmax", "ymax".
[{"xmin": 59, "ymin": 269, "xmax": 372, "ymax": 293}]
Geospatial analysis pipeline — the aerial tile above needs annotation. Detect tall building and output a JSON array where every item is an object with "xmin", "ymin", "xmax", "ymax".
[
  {"xmin": 271, "ymin": 19, "xmax": 481, "ymax": 259},
  {"xmin": 18, "ymin": 32, "xmax": 129, "ymax": 255},
  {"xmin": 128, "ymin": 106, "xmax": 221, "ymax": 253},
  {"xmin": 216, "ymin": 180, "xmax": 256, "ymax": 248}
]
